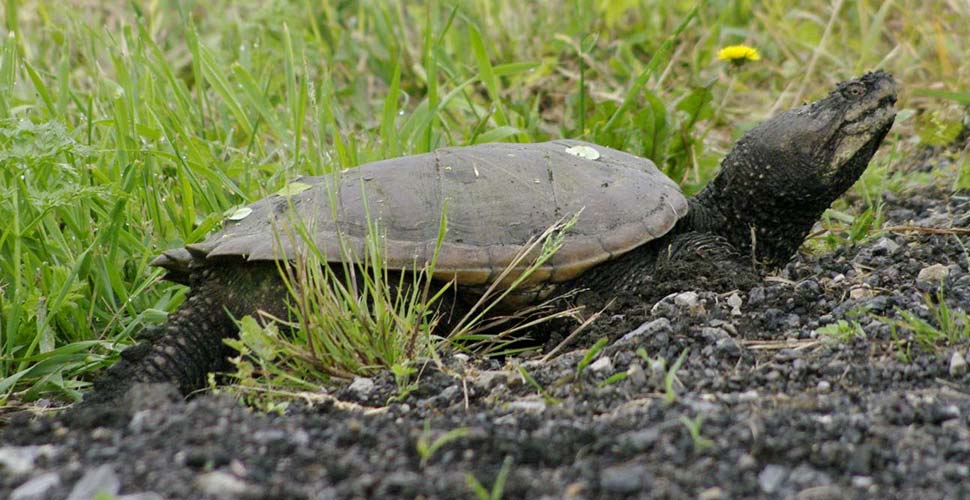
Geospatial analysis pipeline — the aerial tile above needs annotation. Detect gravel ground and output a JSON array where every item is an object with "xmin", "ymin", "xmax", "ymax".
[{"xmin": 2, "ymin": 185, "xmax": 969, "ymax": 500}]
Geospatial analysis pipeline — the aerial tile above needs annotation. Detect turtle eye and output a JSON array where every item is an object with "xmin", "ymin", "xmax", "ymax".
[{"xmin": 842, "ymin": 83, "xmax": 866, "ymax": 99}]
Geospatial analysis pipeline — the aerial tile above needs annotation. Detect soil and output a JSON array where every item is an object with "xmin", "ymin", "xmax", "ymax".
[{"xmin": 2, "ymin": 185, "xmax": 969, "ymax": 500}]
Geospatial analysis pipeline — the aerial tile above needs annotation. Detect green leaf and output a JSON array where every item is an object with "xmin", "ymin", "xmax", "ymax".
[
  {"xmin": 472, "ymin": 126, "xmax": 522, "ymax": 144},
  {"xmin": 226, "ymin": 207, "xmax": 253, "ymax": 221},
  {"xmin": 276, "ymin": 181, "xmax": 313, "ymax": 197}
]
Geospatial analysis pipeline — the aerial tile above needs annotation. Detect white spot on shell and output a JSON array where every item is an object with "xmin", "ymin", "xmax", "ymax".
[
  {"xmin": 227, "ymin": 207, "xmax": 253, "ymax": 220},
  {"xmin": 565, "ymin": 145, "xmax": 601, "ymax": 160}
]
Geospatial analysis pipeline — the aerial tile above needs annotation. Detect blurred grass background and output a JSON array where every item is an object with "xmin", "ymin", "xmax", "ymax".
[{"xmin": 0, "ymin": 0, "xmax": 968, "ymax": 402}]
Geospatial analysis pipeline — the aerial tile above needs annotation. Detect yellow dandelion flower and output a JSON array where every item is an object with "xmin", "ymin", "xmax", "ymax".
[{"xmin": 717, "ymin": 45, "xmax": 761, "ymax": 65}]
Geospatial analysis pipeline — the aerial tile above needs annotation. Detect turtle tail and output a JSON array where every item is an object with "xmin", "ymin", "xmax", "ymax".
[
  {"xmin": 83, "ymin": 288, "xmax": 236, "ymax": 405},
  {"xmin": 82, "ymin": 263, "xmax": 287, "ymax": 406}
]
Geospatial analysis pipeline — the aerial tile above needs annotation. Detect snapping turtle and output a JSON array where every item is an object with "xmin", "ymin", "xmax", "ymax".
[{"xmin": 88, "ymin": 71, "xmax": 897, "ymax": 402}]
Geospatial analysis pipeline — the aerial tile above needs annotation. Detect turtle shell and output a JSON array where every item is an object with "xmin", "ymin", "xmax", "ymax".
[{"xmin": 153, "ymin": 140, "xmax": 688, "ymax": 300}]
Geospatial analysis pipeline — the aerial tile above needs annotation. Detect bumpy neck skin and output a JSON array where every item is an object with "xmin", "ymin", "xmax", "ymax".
[
  {"xmin": 684, "ymin": 71, "xmax": 897, "ymax": 267},
  {"xmin": 686, "ymin": 147, "xmax": 844, "ymax": 266}
]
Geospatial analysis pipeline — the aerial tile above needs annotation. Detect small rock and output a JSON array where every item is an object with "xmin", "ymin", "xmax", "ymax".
[
  {"xmin": 916, "ymin": 264, "xmax": 949, "ymax": 288},
  {"xmin": 849, "ymin": 286, "xmax": 874, "ymax": 300},
  {"xmin": 0, "ymin": 445, "xmax": 59, "ymax": 476},
  {"xmin": 117, "ymin": 493, "xmax": 165, "ymax": 500},
  {"xmin": 600, "ymin": 463, "xmax": 648, "ymax": 493},
  {"xmin": 758, "ymin": 464, "xmax": 788, "ymax": 494},
  {"xmin": 795, "ymin": 279, "xmax": 821, "ymax": 297},
  {"xmin": 10, "ymin": 472, "xmax": 60, "ymax": 500},
  {"xmin": 348, "ymin": 377, "xmax": 375, "ymax": 396},
  {"xmin": 737, "ymin": 453, "xmax": 757, "ymax": 471},
  {"xmin": 737, "ymin": 390, "xmax": 760, "ymax": 402},
  {"xmin": 66, "ymin": 465, "xmax": 120, "ymax": 500},
  {"xmin": 195, "ymin": 471, "xmax": 257, "ymax": 499},
  {"xmin": 949, "ymin": 351, "xmax": 968, "ymax": 377},
  {"xmin": 871, "ymin": 237, "xmax": 900, "ymax": 255},
  {"xmin": 795, "ymin": 485, "xmax": 845, "ymax": 500},
  {"xmin": 673, "ymin": 291, "xmax": 704, "ymax": 314},
  {"xmin": 727, "ymin": 293, "xmax": 743, "ymax": 316},
  {"xmin": 699, "ymin": 486, "xmax": 726, "ymax": 500},
  {"xmin": 675, "ymin": 292, "xmax": 697, "ymax": 307},
  {"xmin": 438, "ymin": 384, "xmax": 460, "ymax": 401},
  {"xmin": 619, "ymin": 428, "xmax": 660, "ymax": 451},
  {"xmin": 817, "ymin": 380, "xmax": 831, "ymax": 393},
  {"xmin": 588, "ymin": 355, "xmax": 613, "ymax": 374},
  {"xmin": 620, "ymin": 318, "xmax": 672, "ymax": 343},
  {"xmin": 700, "ymin": 327, "xmax": 729, "ymax": 341},
  {"xmin": 650, "ymin": 298, "xmax": 676, "ymax": 317},
  {"xmin": 709, "ymin": 319, "xmax": 738, "ymax": 335},
  {"xmin": 626, "ymin": 363, "xmax": 646, "ymax": 386},
  {"xmin": 748, "ymin": 287, "xmax": 766, "ymax": 306},
  {"xmin": 851, "ymin": 476, "xmax": 873, "ymax": 488},
  {"xmin": 715, "ymin": 337, "xmax": 741, "ymax": 357},
  {"xmin": 506, "ymin": 398, "xmax": 546, "ymax": 413},
  {"xmin": 474, "ymin": 370, "xmax": 511, "ymax": 390},
  {"xmin": 252, "ymin": 429, "xmax": 286, "ymax": 444}
]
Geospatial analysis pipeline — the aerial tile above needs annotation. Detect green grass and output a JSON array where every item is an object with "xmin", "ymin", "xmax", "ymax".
[
  {"xmin": 1, "ymin": 0, "xmax": 969, "ymax": 402},
  {"xmin": 884, "ymin": 287, "xmax": 970, "ymax": 356}
]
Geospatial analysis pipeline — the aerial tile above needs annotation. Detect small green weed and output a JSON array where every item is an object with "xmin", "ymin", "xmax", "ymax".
[
  {"xmin": 575, "ymin": 337, "xmax": 609, "ymax": 380},
  {"xmin": 815, "ymin": 203, "xmax": 886, "ymax": 251},
  {"xmin": 817, "ymin": 320, "xmax": 867, "ymax": 342},
  {"xmin": 637, "ymin": 347, "xmax": 688, "ymax": 404},
  {"xmin": 517, "ymin": 365, "xmax": 560, "ymax": 406},
  {"xmin": 467, "ymin": 455, "xmax": 513, "ymax": 500},
  {"xmin": 597, "ymin": 371, "xmax": 629, "ymax": 388},
  {"xmin": 882, "ymin": 287, "xmax": 970, "ymax": 354},
  {"xmin": 679, "ymin": 414, "xmax": 714, "ymax": 451},
  {"xmin": 416, "ymin": 420, "xmax": 471, "ymax": 467}
]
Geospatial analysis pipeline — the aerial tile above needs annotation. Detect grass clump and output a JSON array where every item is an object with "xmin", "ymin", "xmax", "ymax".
[{"xmin": 222, "ymin": 191, "xmax": 450, "ymax": 398}]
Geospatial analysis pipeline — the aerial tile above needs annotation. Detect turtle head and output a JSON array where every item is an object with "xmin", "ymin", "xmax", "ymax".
[
  {"xmin": 747, "ymin": 70, "xmax": 897, "ymax": 198},
  {"xmin": 694, "ymin": 71, "xmax": 897, "ymax": 265}
]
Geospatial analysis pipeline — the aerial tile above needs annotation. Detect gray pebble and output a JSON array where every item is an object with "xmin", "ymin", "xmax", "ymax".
[
  {"xmin": 748, "ymin": 287, "xmax": 766, "ymax": 306},
  {"xmin": 949, "ymin": 351, "xmax": 967, "ymax": 377},
  {"xmin": 871, "ymin": 237, "xmax": 900, "ymax": 255},
  {"xmin": 715, "ymin": 337, "xmax": 741, "ymax": 357},
  {"xmin": 66, "ymin": 465, "xmax": 120, "ymax": 500},
  {"xmin": 589, "ymin": 355, "xmax": 613, "ymax": 374},
  {"xmin": 626, "ymin": 363, "xmax": 646, "ymax": 386},
  {"xmin": 506, "ymin": 398, "xmax": 546, "ymax": 413},
  {"xmin": 620, "ymin": 318, "xmax": 672, "ymax": 344},
  {"xmin": 195, "ymin": 471, "xmax": 258, "ymax": 499},
  {"xmin": 758, "ymin": 464, "xmax": 788, "ymax": 494},
  {"xmin": 0, "ymin": 445, "xmax": 59, "ymax": 477},
  {"xmin": 10, "ymin": 472, "xmax": 60, "ymax": 500},
  {"xmin": 600, "ymin": 463, "xmax": 648, "ymax": 493},
  {"xmin": 916, "ymin": 263, "xmax": 949, "ymax": 288},
  {"xmin": 348, "ymin": 377, "xmax": 375, "ymax": 396}
]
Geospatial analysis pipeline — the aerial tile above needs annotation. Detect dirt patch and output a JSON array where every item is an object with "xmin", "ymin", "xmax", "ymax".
[{"xmin": 2, "ymin": 187, "xmax": 969, "ymax": 499}]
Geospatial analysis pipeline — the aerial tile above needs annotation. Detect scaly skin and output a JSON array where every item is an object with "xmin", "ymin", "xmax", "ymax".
[
  {"xmin": 84, "ymin": 72, "xmax": 897, "ymax": 404},
  {"xmin": 85, "ymin": 264, "xmax": 288, "ymax": 404}
]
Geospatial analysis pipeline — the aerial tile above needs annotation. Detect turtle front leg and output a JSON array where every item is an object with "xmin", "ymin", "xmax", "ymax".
[{"xmin": 653, "ymin": 231, "xmax": 761, "ymax": 294}]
